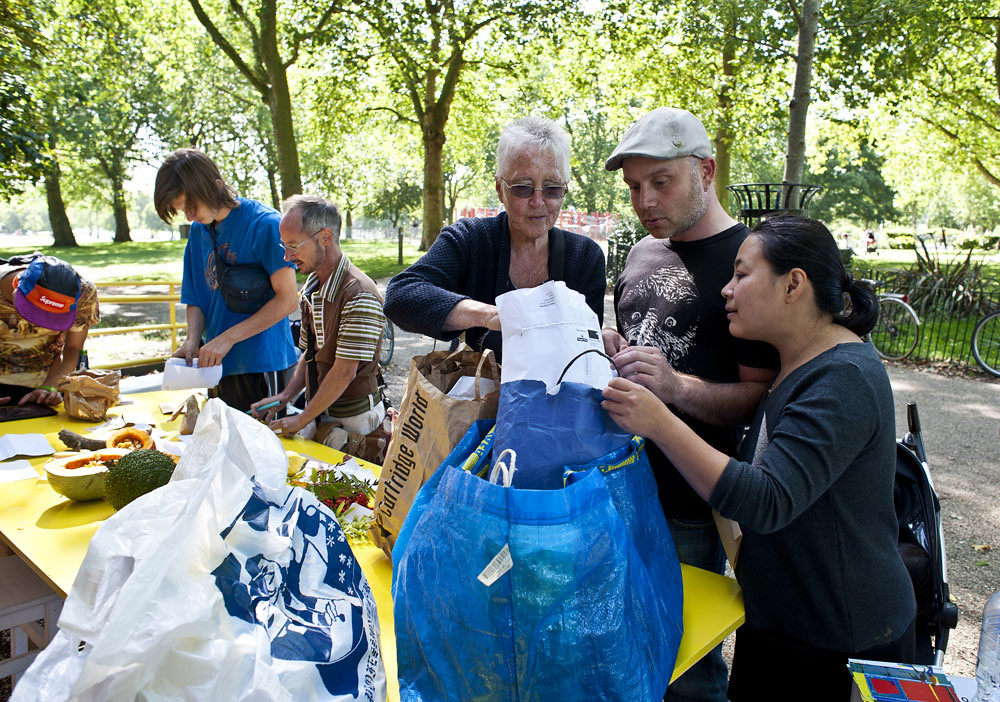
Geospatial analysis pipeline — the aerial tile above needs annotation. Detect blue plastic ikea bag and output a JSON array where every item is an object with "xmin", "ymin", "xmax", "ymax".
[
  {"xmin": 493, "ymin": 378, "xmax": 632, "ymax": 489},
  {"xmin": 392, "ymin": 423, "xmax": 683, "ymax": 702}
]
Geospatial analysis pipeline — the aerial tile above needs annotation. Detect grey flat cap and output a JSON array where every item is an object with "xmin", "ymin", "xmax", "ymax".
[{"xmin": 605, "ymin": 107, "xmax": 712, "ymax": 171}]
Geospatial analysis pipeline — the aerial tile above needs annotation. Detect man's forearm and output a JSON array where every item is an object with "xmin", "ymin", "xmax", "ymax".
[
  {"xmin": 279, "ymin": 357, "xmax": 307, "ymax": 402},
  {"xmin": 217, "ymin": 294, "xmax": 295, "ymax": 345},
  {"xmin": 184, "ymin": 305, "xmax": 206, "ymax": 344},
  {"xmin": 670, "ymin": 374, "xmax": 770, "ymax": 427},
  {"xmin": 298, "ymin": 359, "xmax": 359, "ymax": 426}
]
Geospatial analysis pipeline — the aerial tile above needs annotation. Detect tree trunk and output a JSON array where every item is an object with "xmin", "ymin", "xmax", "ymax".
[
  {"xmin": 714, "ymin": 31, "xmax": 736, "ymax": 211},
  {"xmin": 267, "ymin": 168, "xmax": 280, "ymax": 209},
  {"xmin": 782, "ymin": 0, "xmax": 819, "ymax": 211},
  {"xmin": 345, "ymin": 208, "xmax": 353, "ymax": 240},
  {"xmin": 111, "ymin": 176, "xmax": 132, "ymax": 243},
  {"xmin": 44, "ymin": 146, "xmax": 76, "ymax": 248},
  {"xmin": 420, "ymin": 124, "xmax": 446, "ymax": 251},
  {"xmin": 260, "ymin": 0, "xmax": 301, "ymax": 199}
]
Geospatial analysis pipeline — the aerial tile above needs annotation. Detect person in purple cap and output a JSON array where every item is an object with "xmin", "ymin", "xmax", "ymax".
[{"xmin": 0, "ymin": 253, "xmax": 100, "ymax": 406}]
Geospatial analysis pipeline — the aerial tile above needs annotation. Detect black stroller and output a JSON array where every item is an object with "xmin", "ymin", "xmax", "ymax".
[{"xmin": 894, "ymin": 402, "xmax": 959, "ymax": 665}]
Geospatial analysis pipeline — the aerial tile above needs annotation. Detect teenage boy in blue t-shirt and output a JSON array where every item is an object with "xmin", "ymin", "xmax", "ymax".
[{"xmin": 154, "ymin": 149, "xmax": 298, "ymax": 412}]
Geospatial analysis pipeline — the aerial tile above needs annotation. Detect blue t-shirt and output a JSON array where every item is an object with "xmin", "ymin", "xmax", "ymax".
[{"xmin": 180, "ymin": 197, "xmax": 297, "ymax": 377}]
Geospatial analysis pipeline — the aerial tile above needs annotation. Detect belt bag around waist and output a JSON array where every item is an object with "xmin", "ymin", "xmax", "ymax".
[{"xmin": 215, "ymin": 259, "xmax": 274, "ymax": 314}]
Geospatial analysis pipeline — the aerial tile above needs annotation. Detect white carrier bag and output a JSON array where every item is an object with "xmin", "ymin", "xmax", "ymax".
[{"xmin": 12, "ymin": 399, "xmax": 385, "ymax": 702}]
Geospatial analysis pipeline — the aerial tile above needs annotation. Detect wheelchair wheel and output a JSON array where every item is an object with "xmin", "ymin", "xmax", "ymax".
[
  {"xmin": 972, "ymin": 310, "xmax": 1000, "ymax": 378},
  {"xmin": 379, "ymin": 320, "xmax": 395, "ymax": 366},
  {"xmin": 871, "ymin": 297, "xmax": 920, "ymax": 361}
]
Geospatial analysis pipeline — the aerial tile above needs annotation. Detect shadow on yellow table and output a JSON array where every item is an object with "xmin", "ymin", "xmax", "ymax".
[{"xmin": 0, "ymin": 390, "xmax": 744, "ymax": 700}]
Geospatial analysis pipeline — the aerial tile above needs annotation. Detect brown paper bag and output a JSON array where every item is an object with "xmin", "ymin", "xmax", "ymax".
[
  {"xmin": 369, "ymin": 346, "xmax": 500, "ymax": 557},
  {"xmin": 713, "ymin": 509, "xmax": 742, "ymax": 570},
  {"xmin": 56, "ymin": 368, "xmax": 121, "ymax": 420}
]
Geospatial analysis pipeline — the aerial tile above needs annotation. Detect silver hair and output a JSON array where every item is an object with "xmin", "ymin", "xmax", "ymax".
[
  {"xmin": 495, "ymin": 116, "xmax": 571, "ymax": 183},
  {"xmin": 281, "ymin": 194, "xmax": 342, "ymax": 242}
]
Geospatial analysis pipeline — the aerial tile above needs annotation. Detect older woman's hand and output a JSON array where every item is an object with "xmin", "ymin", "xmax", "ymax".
[{"xmin": 601, "ymin": 376, "xmax": 668, "ymax": 441}]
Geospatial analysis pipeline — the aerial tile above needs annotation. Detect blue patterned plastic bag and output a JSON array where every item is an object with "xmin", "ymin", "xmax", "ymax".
[{"xmin": 12, "ymin": 400, "xmax": 385, "ymax": 702}]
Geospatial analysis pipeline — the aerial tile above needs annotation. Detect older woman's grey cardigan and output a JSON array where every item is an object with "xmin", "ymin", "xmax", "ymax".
[{"xmin": 383, "ymin": 212, "xmax": 606, "ymax": 361}]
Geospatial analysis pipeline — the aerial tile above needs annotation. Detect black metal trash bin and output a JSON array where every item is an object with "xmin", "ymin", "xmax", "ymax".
[{"xmin": 727, "ymin": 182, "xmax": 822, "ymax": 228}]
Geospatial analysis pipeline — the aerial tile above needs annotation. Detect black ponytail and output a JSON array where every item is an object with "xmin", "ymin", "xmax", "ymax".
[{"xmin": 752, "ymin": 215, "xmax": 879, "ymax": 336}]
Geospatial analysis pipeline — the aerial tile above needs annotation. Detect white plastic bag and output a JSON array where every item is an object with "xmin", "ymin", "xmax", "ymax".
[
  {"xmin": 12, "ymin": 399, "xmax": 385, "ymax": 702},
  {"xmin": 496, "ymin": 280, "xmax": 610, "ymax": 390}
]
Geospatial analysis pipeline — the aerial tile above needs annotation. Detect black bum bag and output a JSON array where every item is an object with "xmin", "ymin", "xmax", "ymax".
[{"xmin": 215, "ymin": 257, "xmax": 274, "ymax": 314}]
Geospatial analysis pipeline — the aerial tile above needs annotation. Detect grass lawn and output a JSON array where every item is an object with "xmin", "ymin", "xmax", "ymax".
[
  {"xmin": 0, "ymin": 238, "xmax": 423, "ymax": 283},
  {"xmin": 850, "ymin": 246, "xmax": 1000, "ymax": 281}
]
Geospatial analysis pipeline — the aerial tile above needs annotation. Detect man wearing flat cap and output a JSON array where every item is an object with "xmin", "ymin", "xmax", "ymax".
[
  {"xmin": 0, "ymin": 253, "xmax": 100, "ymax": 407},
  {"xmin": 603, "ymin": 107, "xmax": 777, "ymax": 702}
]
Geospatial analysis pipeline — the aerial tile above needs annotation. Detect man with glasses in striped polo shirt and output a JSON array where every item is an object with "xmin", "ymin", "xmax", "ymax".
[{"xmin": 250, "ymin": 195, "xmax": 388, "ymax": 463}]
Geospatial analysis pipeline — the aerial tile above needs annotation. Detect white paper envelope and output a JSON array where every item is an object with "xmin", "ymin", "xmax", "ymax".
[
  {"xmin": 161, "ymin": 358, "xmax": 223, "ymax": 391},
  {"xmin": 447, "ymin": 375, "xmax": 498, "ymax": 400},
  {"xmin": 497, "ymin": 281, "xmax": 610, "ymax": 390}
]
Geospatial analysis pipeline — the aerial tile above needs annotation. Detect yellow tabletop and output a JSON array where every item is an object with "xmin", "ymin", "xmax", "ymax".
[{"xmin": 0, "ymin": 390, "xmax": 743, "ymax": 696}]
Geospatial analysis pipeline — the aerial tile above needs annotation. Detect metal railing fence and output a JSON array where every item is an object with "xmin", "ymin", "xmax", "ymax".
[
  {"xmin": 853, "ymin": 267, "xmax": 1000, "ymax": 370},
  {"xmin": 89, "ymin": 281, "xmax": 184, "ymax": 370}
]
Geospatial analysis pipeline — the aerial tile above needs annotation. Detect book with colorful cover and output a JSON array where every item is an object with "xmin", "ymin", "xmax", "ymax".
[{"xmin": 849, "ymin": 659, "xmax": 960, "ymax": 702}]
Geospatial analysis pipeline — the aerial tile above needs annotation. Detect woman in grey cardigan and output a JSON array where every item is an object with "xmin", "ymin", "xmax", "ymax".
[
  {"xmin": 384, "ymin": 116, "xmax": 606, "ymax": 362},
  {"xmin": 603, "ymin": 215, "xmax": 915, "ymax": 701}
]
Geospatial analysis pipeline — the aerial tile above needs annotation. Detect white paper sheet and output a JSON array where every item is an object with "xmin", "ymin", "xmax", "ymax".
[
  {"xmin": 496, "ymin": 281, "xmax": 611, "ymax": 390},
  {"xmin": 161, "ymin": 358, "xmax": 223, "ymax": 391},
  {"xmin": 0, "ymin": 459, "xmax": 41, "ymax": 484},
  {"xmin": 447, "ymin": 375, "xmax": 498, "ymax": 399},
  {"xmin": 120, "ymin": 411, "xmax": 156, "ymax": 431},
  {"xmin": 0, "ymin": 433, "xmax": 55, "ymax": 461}
]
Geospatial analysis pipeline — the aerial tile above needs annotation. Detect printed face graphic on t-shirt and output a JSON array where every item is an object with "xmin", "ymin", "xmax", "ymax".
[{"xmin": 619, "ymin": 265, "xmax": 699, "ymax": 369}]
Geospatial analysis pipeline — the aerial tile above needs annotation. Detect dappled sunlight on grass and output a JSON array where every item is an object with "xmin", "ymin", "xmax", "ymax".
[{"xmin": 0, "ymin": 240, "xmax": 186, "ymax": 282}]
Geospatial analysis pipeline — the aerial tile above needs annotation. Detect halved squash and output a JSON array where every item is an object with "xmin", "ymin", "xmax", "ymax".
[
  {"xmin": 46, "ymin": 448, "xmax": 130, "ymax": 501},
  {"xmin": 106, "ymin": 427, "xmax": 153, "ymax": 450}
]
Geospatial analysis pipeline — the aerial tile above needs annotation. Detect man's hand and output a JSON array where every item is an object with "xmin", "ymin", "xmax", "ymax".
[
  {"xmin": 611, "ymin": 345, "xmax": 681, "ymax": 404},
  {"xmin": 172, "ymin": 339, "xmax": 199, "ymax": 366},
  {"xmin": 602, "ymin": 328, "xmax": 628, "ymax": 356},
  {"xmin": 268, "ymin": 414, "xmax": 308, "ymax": 437},
  {"xmin": 19, "ymin": 387, "xmax": 61, "ymax": 406},
  {"xmin": 250, "ymin": 394, "xmax": 288, "ymax": 423},
  {"xmin": 0, "ymin": 396, "xmax": 10, "ymax": 405},
  {"xmin": 198, "ymin": 335, "xmax": 234, "ymax": 368}
]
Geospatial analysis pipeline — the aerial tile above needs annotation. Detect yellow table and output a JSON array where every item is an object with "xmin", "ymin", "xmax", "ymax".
[{"xmin": 0, "ymin": 390, "xmax": 743, "ymax": 697}]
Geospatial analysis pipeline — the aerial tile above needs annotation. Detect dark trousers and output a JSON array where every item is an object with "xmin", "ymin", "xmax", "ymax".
[
  {"xmin": 728, "ymin": 618, "xmax": 917, "ymax": 702},
  {"xmin": 208, "ymin": 367, "xmax": 292, "ymax": 414}
]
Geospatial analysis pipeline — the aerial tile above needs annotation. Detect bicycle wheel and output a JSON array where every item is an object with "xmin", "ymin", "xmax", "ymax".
[
  {"xmin": 379, "ymin": 319, "xmax": 395, "ymax": 366},
  {"xmin": 972, "ymin": 310, "xmax": 1000, "ymax": 377},
  {"xmin": 871, "ymin": 297, "xmax": 920, "ymax": 361}
]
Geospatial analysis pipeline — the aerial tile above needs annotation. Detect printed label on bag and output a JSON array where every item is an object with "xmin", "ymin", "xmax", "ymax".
[{"xmin": 477, "ymin": 543, "xmax": 512, "ymax": 586}]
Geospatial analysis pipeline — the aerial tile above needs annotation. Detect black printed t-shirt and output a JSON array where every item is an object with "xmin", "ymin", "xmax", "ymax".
[{"xmin": 614, "ymin": 223, "xmax": 777, "ymax": 521}]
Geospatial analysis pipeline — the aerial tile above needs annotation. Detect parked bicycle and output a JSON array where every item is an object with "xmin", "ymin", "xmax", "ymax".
[
  {"xmin": 972, "ymin": 308, "xmax": 1000, "ymax": 377},
  {"xmin": 379, "ymin": 319, "xmax": 395, "ymax": 366},
  {"xmin": 863, "ymin": 278, "xmax": 921, "ymax": 361}
]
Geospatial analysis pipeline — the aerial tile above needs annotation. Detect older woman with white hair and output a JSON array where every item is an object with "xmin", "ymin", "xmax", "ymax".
[{"xmin": 384, "ymin": 116, "xmax": 606, "ymax": 361}]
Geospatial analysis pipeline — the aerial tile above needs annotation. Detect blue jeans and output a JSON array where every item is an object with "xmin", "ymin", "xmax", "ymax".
[{"xmin": 664, "ymin": 517, "xmax": 730, "ymax": 702}]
